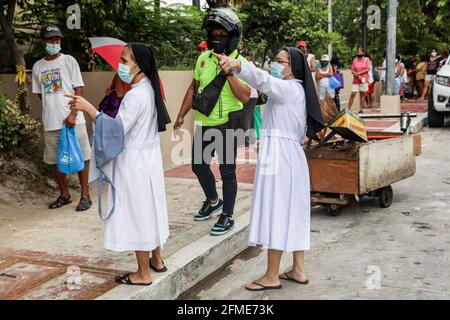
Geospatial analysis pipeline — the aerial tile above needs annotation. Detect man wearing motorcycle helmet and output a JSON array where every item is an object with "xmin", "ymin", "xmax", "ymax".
[{"xmin": 174, "ymin": 8, "xmax": 251, "ymax": 236}]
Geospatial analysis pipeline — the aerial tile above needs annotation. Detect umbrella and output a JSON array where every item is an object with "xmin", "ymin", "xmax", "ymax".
[
  {"xmin": 88, "ymin": 37, "xmax": 126, "ymax": 71},
  {"xmin": 88, "ymin": 37, "xmax": 166, "ymax": 101}
]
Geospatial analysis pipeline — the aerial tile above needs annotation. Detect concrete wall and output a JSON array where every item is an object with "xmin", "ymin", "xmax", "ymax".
[
  {"xmin": 0, "ymin": 71, "xmax": 194, "ymax": 169},
  {"xmin": 0, "ymin": 69, "xmax": 381, "ymax": 168}
]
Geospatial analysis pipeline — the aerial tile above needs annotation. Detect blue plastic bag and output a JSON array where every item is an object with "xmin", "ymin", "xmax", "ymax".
[
  {"xmin": 56, "ymin": 125, "xmax": 85, "ymax": 174},
  {"xmin": 329, "ymin": 75, "xmax": 342, "ymax": 90}
]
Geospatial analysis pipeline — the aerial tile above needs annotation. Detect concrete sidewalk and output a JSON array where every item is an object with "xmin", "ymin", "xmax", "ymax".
[{"xmin": 0, "ymin": 163, "xmax": 255, "ymax": 299}]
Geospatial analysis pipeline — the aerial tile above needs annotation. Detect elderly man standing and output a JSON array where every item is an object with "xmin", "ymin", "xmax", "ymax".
[{"xmin": 32, "ymin": 24, "xmax": 92, "ymax": 211}]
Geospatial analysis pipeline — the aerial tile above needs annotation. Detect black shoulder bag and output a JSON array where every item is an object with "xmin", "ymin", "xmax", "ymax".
[{"xmin": 192, "ymin": 72, "xmax": 227, "ymax": 117}]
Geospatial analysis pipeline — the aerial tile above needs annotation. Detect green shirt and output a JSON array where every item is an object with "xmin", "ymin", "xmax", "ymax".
[{"xmin": 194, "ymin": 49, "xmax": 247, "ymax": 127}]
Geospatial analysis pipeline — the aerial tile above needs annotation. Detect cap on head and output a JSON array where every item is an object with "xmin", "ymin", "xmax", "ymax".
[
  {"xmin": 321, "ymin": 54, "xmax": 330, "ymax": 61},
  {"xmin": 40, "ymin": 24, "xmax": 63, "ymax": 38},
  {"xmin": 296, "ymin": 40, "xmax": 307, "ymax": 48}
]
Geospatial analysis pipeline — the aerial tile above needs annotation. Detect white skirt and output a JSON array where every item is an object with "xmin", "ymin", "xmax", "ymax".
[
  {"xmin": 248, "ymin": 136, "xmax": 311, "ymax": 252},
  {"xmin": 103, "ymin": 145, "xmax": 169, "ymax": 252}
]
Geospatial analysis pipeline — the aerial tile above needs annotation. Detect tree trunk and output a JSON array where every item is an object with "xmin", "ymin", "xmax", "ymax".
[
  {"xmin": 193, "ymin": 0, "xmax": 201, "ymax": 9},
  {"xmin": 0, "ymin": 0, "xmax": 31, "ymax": 113}
]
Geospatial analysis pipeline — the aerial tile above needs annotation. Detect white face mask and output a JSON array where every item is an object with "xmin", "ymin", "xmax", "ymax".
[{"xmin": 431, "ymin": 52, "xmax": 437, "ymax": 57}]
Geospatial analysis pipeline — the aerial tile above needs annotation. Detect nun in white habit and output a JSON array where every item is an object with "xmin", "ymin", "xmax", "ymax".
[
  {"xmin": 65, "ymin": 43, "xmax": 171, "ymax": 286},
  {"xmin": 215, "ymin": 48, "xmax": 324, "ymax": 291}
]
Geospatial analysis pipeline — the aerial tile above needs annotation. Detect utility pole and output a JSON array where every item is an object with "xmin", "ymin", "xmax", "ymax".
[
  {"xmin": 386, "ymin": 0, "xmax": 397, "ymax": 95},
  {"xmin": 361, "ymin": 0, "xmax": 368, "ymax": 52},
  {"xmin": 328, "ymin": 0, "xmax": 333, "ymax": 57}
]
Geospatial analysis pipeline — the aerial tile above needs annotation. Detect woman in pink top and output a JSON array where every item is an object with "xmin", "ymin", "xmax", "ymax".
[{"xmin": 349, "ymin": 48, "xmax": 370, "ymax": 111}]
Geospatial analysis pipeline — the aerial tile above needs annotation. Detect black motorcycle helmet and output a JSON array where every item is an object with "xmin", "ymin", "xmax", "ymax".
[{"xmin": 203, "ymin": 8, "xmax": 243, "ymax": 55}]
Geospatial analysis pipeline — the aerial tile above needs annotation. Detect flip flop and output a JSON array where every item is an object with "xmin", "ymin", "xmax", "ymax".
[
  {"xmin": 279, "ymin": 272, "xmax": 309, "ymax": 285},
  {"xmin": 245, "ymin": 281, "xmax": 282, "ymax": 291},
  {"xmin": 149, "ymin": 258, "xmax": 168, "ymax": 273},
  {"xmin": 114, "ymin": 273, "xmax": 152, "ymax": 286}
]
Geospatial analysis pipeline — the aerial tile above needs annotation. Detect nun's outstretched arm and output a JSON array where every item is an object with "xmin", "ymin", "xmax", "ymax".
[
  {"xmin": 65, "ymin": 93, "xmax": 98, "ymax": 121},
  {"xmin": 236, "ymin": 62, "xmax": 286, "ymax": 104}
]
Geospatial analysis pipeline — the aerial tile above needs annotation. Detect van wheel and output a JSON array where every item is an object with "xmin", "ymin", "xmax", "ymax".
[{"xmin": 428, "ymin": 87, "xmax": 445, "ymax": 127}]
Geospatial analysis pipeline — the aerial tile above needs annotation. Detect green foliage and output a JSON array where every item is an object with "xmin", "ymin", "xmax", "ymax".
[
  {"xmin": 126, "ymin": 1, "xmax": 205, "ymax": 68},
  {"xmin": 240, "ymin": 0, "xmax": 340, "ymax": 63},
  {"xmin": 6, "ymin": 0, "xmax": 449, "ymax": 72},
  {"xmin": 333, "ymin": 0, "xmax": 450, "ymax": 66},
  {"xmin": 12, "ymin": 0, "xmax": 205, "ymax": 70},
  {"xmin": 0, "ymin": 90, "xmax": 41, "ymax": 155}
]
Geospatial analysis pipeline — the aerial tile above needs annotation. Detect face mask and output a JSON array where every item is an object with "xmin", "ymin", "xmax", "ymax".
[
  {"xmin": 45, "ymin": 43, "xmax": 61, "ymax": 56},
  {"xmin": 118, "ymin": 63, "xmax": 138, "ymax": 84},
  {"xmin": 356, "ymin": 54, "xmax": 363, "ymax": 58},
  {"xmin": 270, "ymin": 62, "xmax": 285, "ymax": 79},
  {"xmin": 321, "ymin": 61, "xmax": 329, "ymax": 66},
  {"xmin": 431, "ymin": 52, "xmax": 437, "ymax": 57},
  {"xmin": 209, "ymin": 35, "xmax": 229, "ymax": 54}
]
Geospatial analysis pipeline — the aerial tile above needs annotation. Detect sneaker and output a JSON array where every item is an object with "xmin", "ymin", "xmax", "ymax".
[
  {"xmin": 210, "ymin": 213, "xmax": 235, "ymax": 236},
  {"xmin": 194, "ymin": 199, "xmax": 223, "ymax": 221}
]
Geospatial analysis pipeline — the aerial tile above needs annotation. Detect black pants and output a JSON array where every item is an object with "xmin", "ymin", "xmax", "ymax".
[
  {"xmin": 242, "ymin": 97, "xmax": 258, "ymax": 145},
  {"xmin": 334, "ymin": 89, "xmax": 341, "ymax": 111},
  {"xmin": 192, "ymin": 124, "xmax": 238, "ymax": 216}
]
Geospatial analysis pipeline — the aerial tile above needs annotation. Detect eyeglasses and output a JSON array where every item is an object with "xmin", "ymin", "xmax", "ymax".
[{"xmin": 274, "ymin": 57, "xmax": 290, "ymax": 65}]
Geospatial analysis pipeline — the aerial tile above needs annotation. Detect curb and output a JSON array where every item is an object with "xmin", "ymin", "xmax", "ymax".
[{"xmin": 96, "ymin": 211, "xmax": 251, "ymax": 300}]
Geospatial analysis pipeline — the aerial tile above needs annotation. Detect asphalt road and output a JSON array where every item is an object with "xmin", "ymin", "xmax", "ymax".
[{"xmin": 180, "ymin": 127, "xmax": 450, "ymax": 300}]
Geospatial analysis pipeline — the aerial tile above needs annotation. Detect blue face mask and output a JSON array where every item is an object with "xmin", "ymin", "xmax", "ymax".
[
  {"xmin": 45, "ymin": 43, "xmax": 61, "ymax": 56},
  {"xmin": 118, "ymin": 63, "xmax": 138, "ymax": 84},
  {"xmin": 270, "ymin": 62, "xmax": 285, "ymax": 79}
]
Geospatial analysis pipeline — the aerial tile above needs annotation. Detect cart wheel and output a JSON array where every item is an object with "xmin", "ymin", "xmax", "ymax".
[
  {"xmin": 327, "ymin": 204, "xmax": 344, "ymax": 217},
  {"xmin": 378, "ymin": 186, "xmax": 393, "ymax": 208}
]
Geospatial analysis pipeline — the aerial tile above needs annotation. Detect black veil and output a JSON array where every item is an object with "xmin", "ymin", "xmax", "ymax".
[
  {"xmin": 286, "ymin": 47, "xmax": 324, "ymax": 139},
  {"xmin": 130, "ymin": 42, "xmax": 171, "ymax": 132}
]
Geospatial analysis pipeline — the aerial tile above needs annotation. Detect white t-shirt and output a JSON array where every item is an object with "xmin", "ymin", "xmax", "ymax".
[
  {"xmin": 32, "ymin": 54, "xmax": 85, "ymax": 131},
  {"xmin": 318, "ymin": 66, "xmax": 330, "ymax": 88}
]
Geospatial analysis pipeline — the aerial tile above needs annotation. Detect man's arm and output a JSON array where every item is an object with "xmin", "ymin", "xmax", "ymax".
[
  {"xmin": 227, "ymin": 75, "xmax": 251, "ymax": 104},
  {"xmin": 174, "ymin": 80, "xmax": 198, "ymax": 129}
]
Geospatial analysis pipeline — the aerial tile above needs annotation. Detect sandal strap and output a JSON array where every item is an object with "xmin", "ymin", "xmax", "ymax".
[{"xmin": 50, "ymin": 195, "xmax": 71, "ymax": 207}]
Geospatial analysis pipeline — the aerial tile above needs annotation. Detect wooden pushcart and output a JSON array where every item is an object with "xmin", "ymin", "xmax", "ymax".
[{"xmin": 305, "ymin": 134, "xmax": 420, "ymax": 216}]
